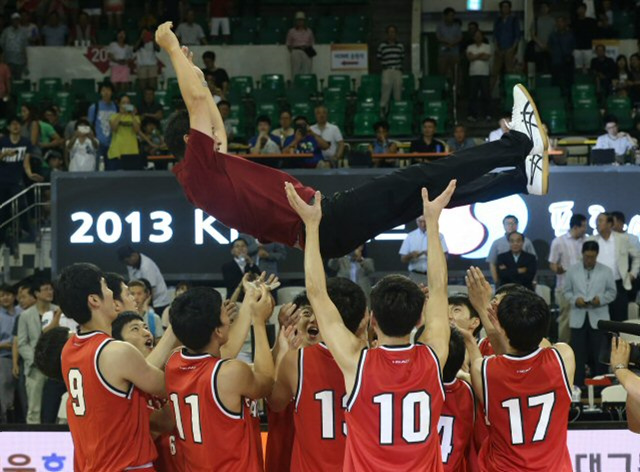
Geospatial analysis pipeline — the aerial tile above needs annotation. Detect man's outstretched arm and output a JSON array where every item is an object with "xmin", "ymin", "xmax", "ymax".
[{"xmin": 285, "ymin": 183, "xmax": 366, "ymax": 394}]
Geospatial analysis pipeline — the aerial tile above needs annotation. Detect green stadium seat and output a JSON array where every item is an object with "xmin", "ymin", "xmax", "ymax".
[
  {"xmin": 70, "ymin": 79, "xmax": 96, "ymax": 98},
  {"xmin": 11, "ymin": 79, "xmax": 31, "ymax": 94},
  {"xmin": 401, "ymin": 74, "xmax": 415, "ymax": 100},
  {"xmin": 327, "ymin": 105, "xmax": 345, "ymax": 129},
  {"xmin": 419, "ymin": 75, "xmax": 446, "ymax": 97},
  {"xmin": 154, "ymin": 90, "xmax": 168, "ymax": 107},
  {"xmin": 323, "ymin": 87, "xmax": 346, "ymax": 105},
  {"xmin": 328, "ymin": 75, "xmax": 351, "ymax": 94},
  {"xmin": 339, "ymin": 28, "xmax": 367, "ymax": 43},
  {"xmin": 257, "ymin": 28, "xmax": 285, "ymax": 45},
  {"xmin": 237, "ymin": 17, "xmax": 261, "ymax": 31},
  {"xmin": 356, "ymin": 98, "xmax": 379, "ymax": 115},
  {"xmin": 165, "ymin": 79, "xmax": 181, "ymax": 106},
  {"xmin": 535, "ymin": 74, "xmax": 552, "ymax": 89},
  {"xmin": 315, "ymin": 16, "xmax": 340, "ymax": 32},
  {"xmin": 571, "ymin": 83, "xmax": 596, "ymax": 102},
  {"xmin": 573, "ymin": 106, "xmax": 601, "ymax": 133},
  {"xmin": 96, "ymin": 29, "xmax": 114, "ymax": 45},
  {"xmin": 418, "ymin": 90, "xmax": 441, "ymax": 103},
  {"xmin": 423, "ymin": 101, "xmax": 448, "ymax": 134},
  {"xmin": 613, "ymin": 10, "xmax": 636, "ymax": 38},
  {"xmin": 228, "ymin": 106, "xmax": 248, "ymax": 140},
  {"xmin": 353, "ymin": 112, "xmax": 378, "ymax": 137},
  {"xmin": 541, "ymin": 105, "xmax": 568, "ymax": 134},
  {"xmin": 39, "ymin": 78, "xmax": 63, "ymax": 99},
  {"xmin": 536, "ymin": 86, "xmax": 562, "ymax": 101},
  {"xmin": 264, "ymin": 16, "xmax": 289, "ymax": 31},
  {"xmin": 606, "ymin": 96, "xmax": 633, "ymax": 130},
  {"xmin": 261, "ymin": 74, "xmax": 285, "ymax": 95},
  {"xmin": 502, "ymin": 73, "xmax": 526, "ymax": 94},
  {"xmin": 314, "ymin": 27, "xmax": 339, "ymax": 44},
  {"xmin": 17, "ymin": 91, "xmax": 38, "ymax": 109},
  {"xmin": 314, "ymin": 16, "xmax": 340, "ymax": 44},
  {"xmin": 343, "ymin": 15, "xmax": 367, "ymax": 30},
  {"xmin": 256, "ymin": 102, "xmax": 280, "ymax": 126},
  {"xmin": 358, "ymin": 75, "xmax": 381, "ymax": 101},
  {"xmin": 286, "ymin": 86, "xmax": 312, "ymax": 105},
  {"xmin": 55, "ymin": 91, "xmax": 73, "ymax": 108},
  {"xmin": 390, "ymin": 100, "xmax": 413, "ymax": 115},
  {"xmin": 293, "ymin": 74, "xmax": 318, "ymax": 95},
  {"xmin": 253, "ymin": 88, "xmax": 280, "ymax": 105},
  {"xmin": 291, "ymin": 102, "xmax": 313, "ymax": 118},
  {"xmin": 574, "ymin": 73, "xmax": 595, "ymax": 85},
  {"xmin": 231, "ymin": 28, "xmax": 256, "ymax": 45},
  {"xmin": 388, "ymin": 113, "xmax": 413, "ymax": 135},
  {"xmin": 230, "ymin": 76, "xmax": 254, "ymax": 96}
]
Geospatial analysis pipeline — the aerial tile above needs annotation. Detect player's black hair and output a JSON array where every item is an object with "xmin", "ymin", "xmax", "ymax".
[
  {"xmin": 293, "ymin": 291, "xmax": 310, "ymax": 308},
  {"xmin": 112, "ymin": 311, "xmax": 144, "ymax": 341},
  {"xmin": 569, "ymin": 213, "xmax": 587, "ymax": 228},
  {"xmin": 442, "ymin": 326, "xmax": 466, "ymax": 383},
  {"xmin": 371, "ymin": 275, "xmax": 425, "ymax": 337},
  {"xmin": 327, "ymin": 278, "xmax": 367, "ymax": 334},
  {"xmin": 497, "ymin": 290, "xmax": 549, "ymax": 353},
  {"xmin": 503, "ymin": 214, "xmax": 518, "ymax": 224},
  {"xmin": 170, "ymin": 287, "xmax": 223, "ymax": 351},
  {"xmin": 164, "ymin": 109, "xmax": 190, "ymax": 161},
  {"xmin": 104, "ymin": 272, "xmax": 126, "ymax": 302},
  {"xmin": 494, "ymin": 283, "xmax": 530, "ymax": 299},
  {"xmin": 56, "ymin": 263, "xmax": 104, "ymax": 325},
  {"xmin": 0, "ymin": 283, "xmax": 16, "ymax": 295},
  {"xmin": 611, "ymin": 211, "xmax": 626, "ymax": 224},
  {"xmin": 449, "ymin": 294, "xmax": 482, "ymax": 336},
  {"xmin": 35, "ymin": 327, "xmax": 70, "ymax": 381},
  {"xmin": 117, "ymin": 244, "xmax": 136, "ymax": 261},
  {"xmin": 582, "ymin": 241, "xmax": 600, "ymax": 253}
]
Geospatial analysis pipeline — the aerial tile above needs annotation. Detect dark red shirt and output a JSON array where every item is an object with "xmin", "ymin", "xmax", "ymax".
[{"xmin": 173, "ymin": 130, "xmax": 316, "ymax": 247}]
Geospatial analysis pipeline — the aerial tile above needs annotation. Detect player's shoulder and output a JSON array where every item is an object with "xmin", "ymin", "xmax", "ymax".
[{"xmin": 549, "ymin": 343, "xmax": 575, "ymax": 364}]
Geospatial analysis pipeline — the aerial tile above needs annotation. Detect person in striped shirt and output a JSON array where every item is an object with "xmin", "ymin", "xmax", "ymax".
[{"xmin": 377, "ymin": 25, "xmax": 405, "ymax": 114}]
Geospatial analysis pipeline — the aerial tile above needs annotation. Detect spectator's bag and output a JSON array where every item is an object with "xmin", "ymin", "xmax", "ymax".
[{"xmin": 304, "ymin": 46, "xmax": 317, "ymax": 58}]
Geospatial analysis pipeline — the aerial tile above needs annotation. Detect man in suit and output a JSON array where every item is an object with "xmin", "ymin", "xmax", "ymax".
[
  {"xmin": 564, "ymin": 241, "xmax": 617, "ymax": 387},
  {"xmin": 17, "ymin": 280, "xmax": 58, "ymax": 424},
  {"xmin": 239, "ymin": 233, "xmax": 287, "ymax": 277},
  {"xmin": 487, "ymin": 214, "xmax": 537, "ymax": 284},
  {"xmin": 221, "ymin": 237, "xmax": 261, "ymax": 297},
  {"xmin": 589, "ymin": 212, "xmax": 640, "ymax": 322},
  {"xmin": 328, "ymin": 245, "xmax": 375, "ymax": 304},
  {"xmin": 496, "ymin": 231, "xmax": 537, "ymax": 290}
]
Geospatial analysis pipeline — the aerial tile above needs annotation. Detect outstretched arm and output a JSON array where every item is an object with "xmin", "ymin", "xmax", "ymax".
[
  {"xmin": 418, "ymin": 181, "xmax": 456, "ymax": 367},
  {"xmin": 285, "ymin": 183, "xmax": 366, "ymax": 394}
]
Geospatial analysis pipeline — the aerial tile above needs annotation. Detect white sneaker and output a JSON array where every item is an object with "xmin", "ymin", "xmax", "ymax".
[
  {"xmin": 524, "ymin": 153, "xmax": 549, "ymax": 195},
  {"xmin": 510, "ymin": 84, "xmax": 548, "ymax": 156}
]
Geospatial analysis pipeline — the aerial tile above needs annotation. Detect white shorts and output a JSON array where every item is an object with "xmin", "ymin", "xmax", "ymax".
[
  {"xmin": 83, "ymin": 8, "xmax": 102, "ymax": 16},
  {"xmin": 210, "ymin": 17, "xmax": 231, "ymax": 36}
]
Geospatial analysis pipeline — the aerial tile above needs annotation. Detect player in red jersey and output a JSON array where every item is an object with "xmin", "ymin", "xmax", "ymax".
[
  {"xmin": 57, "ymin": 263, "xmax": 179, "ymax": 471},
  {"xmin": 470, "ymin": 289, "xmax": 575, "ymax": 472},
  {"xmin": 164, "ymin": 284, "xmax": 275, "ymax": 471},
  {"xmin": 439, "ymin": 327, "xmax": 476, "ymax": 472},
  {"xmin": 269, "ymin": 280, "xmax": 368, "ymax": 471},
  {"xmin": 286, "ymin": 179, "xmax": 456, "ymax": 471}
]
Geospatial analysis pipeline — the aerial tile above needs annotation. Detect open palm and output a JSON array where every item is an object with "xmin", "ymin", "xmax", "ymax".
[
  {"xmin": 285, "ymin": 182, "xmax": 322, "ymax": 226},
  {"xmin": 421, "ymin": 180, "xmax": 456, "ymax": 221}
]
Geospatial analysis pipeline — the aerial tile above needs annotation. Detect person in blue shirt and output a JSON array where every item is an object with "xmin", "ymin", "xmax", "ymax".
[
  {"xmin": 282, "ymin": 115, "xmax": 325, "ymax": 167},
  {"xmin": 248, "ymin": 115, "xmax": 281, "ymax": 155},
  {"xmin": 87, "ymin": 82, "xmax": 118, "ymax": 166},
  {"xmin": 491, "ymin": 0, "xmax": 521, "ymax": 91}
]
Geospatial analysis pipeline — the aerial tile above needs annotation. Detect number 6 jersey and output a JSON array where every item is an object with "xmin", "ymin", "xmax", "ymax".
[
  {"xmin": 61, "ymin": 331, "xmax": 157, "ymax": 471},
  {"xmin": 479, "ymin": 347, "xmax": 572, "ymax": 472},
  {"xmin": 344, "ymin": 344, "xmax": 445, "ymax": 472}
]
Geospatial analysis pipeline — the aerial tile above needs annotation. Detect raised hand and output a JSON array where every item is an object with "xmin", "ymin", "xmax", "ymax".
[
  {"xmin": 245, "ymin": 284, "xmax": 275, "ymax": 324},
  {"xmin": 181, "ymin": 45, "xmax": 205, "ymax": 82},
  {"xmin": 611, "ymin": 337, "xmax": 631, "ymax": 368},
  {"xmin": 421, "ymin": 180, "xmax": 456, "ymax": 221},
  {"xmin": 466, "ymin": 266, "xmax": 492, "ymax": 313},
  {"xmin": 223, "ymin": 299, "xmax": 239, "ymax": 322},
  {"xmin": 277, "ymin": 302, "xmax": 298, "ymax": 328},
  {"xmin": 285, "ymin": 182, "xmax": 322, "ymax": 227},
  {"xmin": 155, "ymin": 21, "xmax": 180, "ymax": 52}
]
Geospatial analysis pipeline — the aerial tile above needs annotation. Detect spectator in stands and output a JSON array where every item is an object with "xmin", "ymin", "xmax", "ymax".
[
  {"xmin": 221, "ymin": 237, "xmax": 261, "ymax": 297},
  {"xmin": 176, "ymin": 9, "xmax": 206, "ymax": 46},
  {"xmin": 399, "ymin": 215, "xmax": 448, "ymax": 284},
  {"xmin": 369, "ymin": 121, "xmax": 399, "ymax": 166},
  {"xmin": 589, "ymin": 212, "xmax": 640, "ymax": 322},
  {"xmin": 128, "ymin": 280, "xmax": 164, "ymax": 341},
  {"xmin": 286, "ymin": 11, "xmax": 315, "ymax": 76},
  {"xmin": 17, "ymin": 280, "xmax": 56, "ymax": 424},
  {"xmin": 548, "ymin": 16, "xmax": 575, "ymax": 97},
  {"xmin": 591, "ymin": 44, "xmax": 616, "ymax": 96},
  {"xmin": 82, "ymin": 0, "xmax": 102, "ymax": 29},
  {"xmin": 491, "ymin": 0, "xmax": 521, "ymax": 91},
  {"xmin": 613, "ymin": 55, "xmax": 631, "ymax": 96},
  {"xmin": 436, "ymin": 8, "xmax": 462, "ymax": 88},
  {"xmin": 33, "ymin": 107, "xmax": 64, "ymax": 158},
  {"xmin": 488, "ymin": 113, "xmax": 511, "ymax": 141},
  {"xmin": 378, "ymin": 25, "xmax": 405, "ymax": 115},
  {"xmin": 117, "ymin": 245, "xmax": 171, "ymax": 313},
  {"xmin": 594, "ymin": 116, "xmax": 637, "ymax": 159},
  {"xmin": 249, "ymin": 115, "xmax": 280, "ymax": 155},
  {"xmin": 409, "ymin": 118, "xmax": 446, "ymax": 159},
  {"xmin": 139, "ymin": 87, "xmax": 163, "ymax": 122},
  {"xmin": 496, "ymin": 232, "xmax": 537, "ymax": 290},
  {"xmin": 600, "ymin": 0, "xmax": 614, "ymax": 25},
  {"xmin": 134, "ymin": 29, "xmax": 159, "ymax": 90},
  {"xmin": 328, "ymin": 245, "xmax": 375, "ymax": 304},
  {"xmin": 88, "ymin": 82, "xmax": 118, "ymax": 164},
  {"xmin": 273, "ymin": 109, "xmax": 295, "ymax": 149},
  {"xmin": 0, "ymin": 116, "xmax": 41, "ymax": 193},
  {"xmin": 487, "ymin": 214, "xmax": 537, "ymax": 284},
  {"xmin": 40, "ymin": 11, "xmax": 68, "ymax": 46},
  {"xmin": 217, "ymin": 100, "xmax": 234, "ymax": 141},
  {"xmin": 108, "ymin": 29, "xmax": 133, "ymax": 93},
  {"xmin": 204, "ymin": 71, "xmax": 223, "ymax": 102},
  {"xmin": 105, "ymin": 0, "xmax": 125, "ymax": 29},
  {"xmin": 0, "ymin": 47, "xmax": 10, "ymax": 117},
  {"xmin": 140, "ymin": 118, "xmax": 167, "ymax": 158},
  {"xmin": 311, "ymin": 105, "xmax": 344, "ymax": 165},
  {"xmin": 239, "ymin": 233, "xmax": 287, "ymax": 278},
  {"xmin": 549, "ymin": 213, "xmax": 588, "ymax": 344},
  {"xmin": 0, "ymin": 284, "xmax": 20, "ymax": 423},
  {"xmin": 202, "ymin": 51, "xmax": 230, "ymax": 97},
  {"xmin": 461, "ymin": 21, "xmax": 478, "ymax": 53},
  {"xmin": 466, "ymin": 29, "xmax": 491, "ymax": 122},
  {"xmin": 612, "ymin": 211, "xmax": 640, "ymax": 252},
  {"xmin": 447, "ymin": 124, "xmax": 475, "ymax": 151},
  {"xmin": 208, "ymin": 0, "xmax": 232, "ymax": 43},
  {"xmin": 0, "ymin": 13, "xmax": 28, "ymax": 79},
  {"xmin": 69, "ymin": 11, "xmax": 95, "ymax": 46},
  {"xmin": 139, "ymin": 1, "xmax": 158, "ymax": 30},
  {"xmin": 19, "ymin": 10, "xmax": 39, "ymax": 45},
  {"xmin": 564, "ymin": 240, "xmax": 616, "ymax": 388},
  {"xmin": 107, "ymin": 95, "xmax": 144, "ymax": 170},
  {"xmin": 530, "ymin": 1, "xmax": 554, "ymax": 73},
  {"xmin": 283, "ymin": 115, "xmax": 325, "ymax": 168},
  {"xmin": 65, "ymin": 119, "xmax": 98, "ymax": 172},
  {"xmin": 573, "ymin": 2, "xmax": 598, "ymax": 73},
  {"xmin": 628, "ymin": 53, "xmax": 640, "ymax": 106}
]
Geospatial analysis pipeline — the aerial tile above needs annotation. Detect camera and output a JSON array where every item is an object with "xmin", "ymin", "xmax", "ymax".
[{"xmin": 295, "ymin": 123, "xmax": 308, "ymax": 135}]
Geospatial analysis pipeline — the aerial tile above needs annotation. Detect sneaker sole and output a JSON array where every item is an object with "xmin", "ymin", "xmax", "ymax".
[{"xmin": 515, "ymin": 83, "xmax": 549, "ymax": 195}]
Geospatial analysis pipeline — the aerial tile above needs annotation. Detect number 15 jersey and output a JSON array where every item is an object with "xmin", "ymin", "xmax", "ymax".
[
  {"xmin": 344, "ymin": 344, "xmax": 445, "ymax": 472},
  {"xmin": 479, "ymin": 348, "xmax": 572, "ymax": 472}
]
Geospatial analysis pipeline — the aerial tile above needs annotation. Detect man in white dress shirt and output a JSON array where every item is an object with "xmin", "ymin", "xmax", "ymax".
[
  {"xmin": 593, "ymin": 117, "xmax": 637, "ymax": 159},
  {"xmin": 548, "ymin": 213, "xmax": 587, "ymax": 343},
  {"xmin": 399, "ymin": 215, "xmax": 448, "ymax": 284},
  {"xmin": 310, "ymin": 105, "xmax": 345, "ymax": 165},
  {"xmin": 117, "ymin": 245, "xmax": 171, "ymax": 314}
]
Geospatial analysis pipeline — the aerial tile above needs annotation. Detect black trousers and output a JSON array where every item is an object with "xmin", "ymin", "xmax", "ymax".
[
  {"xmin": 468, "ymin": 75, "xmax": 491, "ymax": 118},
  {"xmin": 571, "ymin": 319, "xmax": 607, "ymax": 388},
  {"xmin": 41, "ymin": 378, "xmax": 66, "ymax": 424},
  {"xmin": 318, "ymin": 130, "xmax": 531, "ymax": 258},
  {"xmin": 609, "ymin": 280, "xmax": 629, "ymax": 322}
]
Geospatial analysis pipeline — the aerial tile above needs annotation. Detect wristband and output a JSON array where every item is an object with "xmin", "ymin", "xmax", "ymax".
[{"xmin": 614, "ymin": 363, "xmax": 628, "ymax": 372}]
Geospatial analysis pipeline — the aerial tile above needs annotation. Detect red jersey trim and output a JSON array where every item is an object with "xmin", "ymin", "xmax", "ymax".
[
  {"xmin": 124, "ymin": 462, "xmax": 154, "ymax": 470},
  {"xmin": 424, "ymin": 344, "xmax": 446, "ymax": 401},
  {"xmin": 550, "ymin": 348, "xmax": 573, "ymax": 401},
  {"xmin": 481, "ymin": 357, "xmax": 490, "ymax": 425},
  {"xmin": 345, "ymin": 348, "xmax": 368, "ymax": 412},
  {"xmin": 294, "ymin": 348, "xmax": 304, "ymax": 411},
  {"xmin": 502, "ymin": 347, "xmax": 542, "ymax": 361},
  {"xmin": 211, "ymin": 358, "xmax": 243, "ymax": 420},
  {"xmin": 94, "ymin": 338, "xmax": 132, "ymax": 399},
  {"xmin": 77, "ymin": 330, "xmax": 107, "ymax": 338}
]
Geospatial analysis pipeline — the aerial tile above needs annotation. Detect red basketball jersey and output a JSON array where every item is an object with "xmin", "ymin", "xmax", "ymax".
[
  {"xmin": 61, "ymin": 331, "xmax": 157, "ymax": 471},
  {"xmin": 164, "ymin": 349, "xmax": 262, "ymax": 472},
  {"xmin": 291, "ymin": 343, "xmax": 348, "ymax": 471},
  {"xmin": 265, "ymin": 403, "xmax": 295, "ymax": 472},
  {"xmin": 478, "ymin": 337, "xmax": 494, "ymax": 357},
  {"xmin": 344, "ymin": 344, "xmax": 445, "ymax": 472},
  {"xmin": 479, "ymin": 348, "xmax": 572, "ymax": 472},
  {"xmin": 439, "ymin": 379, "xmax": 475, "ymax": 472},
  {"xmin": 154, "ymin": 433, "xmax": 183, "ymax": 472}
]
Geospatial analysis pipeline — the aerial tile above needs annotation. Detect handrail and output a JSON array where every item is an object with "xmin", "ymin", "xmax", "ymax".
[
  {"xmin": 0, "ymin": 201, "xmax": 50, "ymax": 231},
  {"xmin": 0, "ymin": 183, "xmax": 50, "ymax": 212}
]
